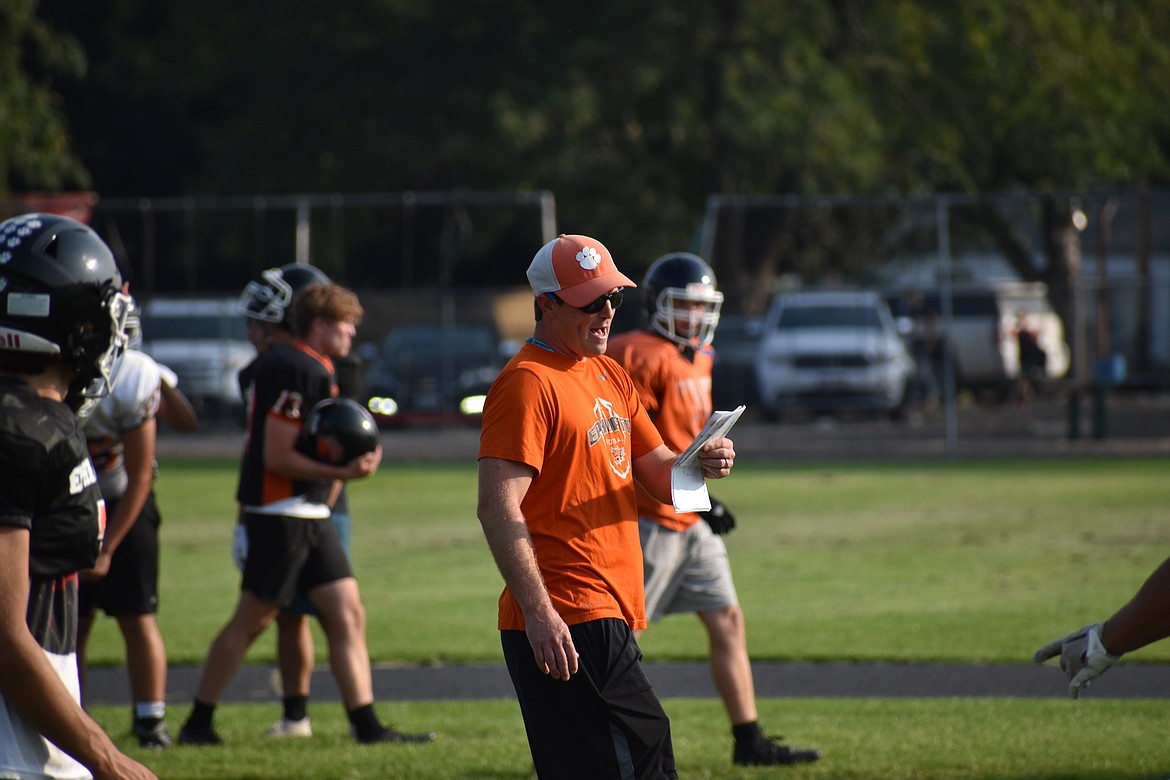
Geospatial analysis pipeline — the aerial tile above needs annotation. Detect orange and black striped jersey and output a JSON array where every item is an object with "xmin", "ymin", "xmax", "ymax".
[{"xmin": 236, "ymin": 340, "xmax": 337, "ymax": 513}]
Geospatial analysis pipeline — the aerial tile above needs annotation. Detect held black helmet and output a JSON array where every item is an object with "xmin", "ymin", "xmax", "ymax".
[
  {"xmin": 0, "ymin": 213, "xmax": 131, "ymax": 416},
  {"xmin": 296, "ymin": 397, "xmax": 379, "ymax": 465},
  {"xmin": 238, "ymin": 262, "xmax": 330, "ymax": 329},
  {"xmin": 642, "ymin": 252, "xmax": 723, "ymax": 348}
]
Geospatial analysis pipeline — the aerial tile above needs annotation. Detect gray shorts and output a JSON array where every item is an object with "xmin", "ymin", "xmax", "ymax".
[{"xmin": 639, "ymin": 517, "xmax": 738, "ymax": 622}]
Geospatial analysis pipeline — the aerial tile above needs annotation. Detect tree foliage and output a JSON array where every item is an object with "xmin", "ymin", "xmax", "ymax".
[
  {"xmin": 0, "ymin": 0, "xmax": 89, "ymax": 197},
  {"xmin": 24, "ymin": 0, "xmax": 1170, "ymax": 297}
]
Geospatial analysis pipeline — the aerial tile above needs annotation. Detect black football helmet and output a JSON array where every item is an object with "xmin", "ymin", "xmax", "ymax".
[
  {"xmin": 642, "ymin": 252, "xmax": 723, "ymax": 348},
  {"xmin": 0, "ymin": 213, "xmax": 131, "ymax": 416},
  {"xmin": 238, "ymin": 262, "xmax": 330, "ymax": 329},
  {"xmin": 296, "ymin": 397, "xmax": 379, "ymax": 465}
]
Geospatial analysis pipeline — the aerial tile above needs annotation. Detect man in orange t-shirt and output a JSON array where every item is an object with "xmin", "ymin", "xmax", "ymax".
[
  {"xmin": 478, "ymin": 234, "xmax": 738, "ymax": 780},
  {"xmin": 609, "ymin": 253, "xmax": 821, "ymax": 768}
]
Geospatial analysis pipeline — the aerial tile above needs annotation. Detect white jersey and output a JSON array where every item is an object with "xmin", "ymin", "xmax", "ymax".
[{"xmin": 82, "ymin": 350, "xmax": 162, "ymax": 500}]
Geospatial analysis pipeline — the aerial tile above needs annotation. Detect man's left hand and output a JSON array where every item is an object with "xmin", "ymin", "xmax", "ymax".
[{"xmin": 698, "ymin": 438, "xmax": 735, "ymax": 478}]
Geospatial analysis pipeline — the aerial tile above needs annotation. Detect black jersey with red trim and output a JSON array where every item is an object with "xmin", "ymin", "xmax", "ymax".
[
  {"xmin": 0, "ymin": 377, "xmax": 104, "ymax": 654},
  {"xmin": 236, "ymin": 341, "xmax": 338, "ymax": 509},
  {"xmin": 237, "ymin": 355, "xmax": 259, "ymax": 404}
]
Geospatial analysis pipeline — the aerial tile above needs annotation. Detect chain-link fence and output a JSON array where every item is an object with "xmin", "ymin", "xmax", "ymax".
[{"xmin": 80, "ymin": 187, "xmax": 1170, "ymax": 430}]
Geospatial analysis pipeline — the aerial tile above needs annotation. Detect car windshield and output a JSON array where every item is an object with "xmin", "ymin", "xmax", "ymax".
[
  {"xmin": 142, "ymin": 314, "xmax": 248, "ymax": 341},
  {"xmin": 381, "ymin": 326, "xmax": 497, "ymax": 373},
  {"xmin": 776, "ymin": 305, "xmax": 883, "ymax": 330}
]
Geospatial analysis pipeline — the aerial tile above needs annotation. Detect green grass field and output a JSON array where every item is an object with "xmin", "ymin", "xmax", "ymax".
[{"xmin": 82, "ymin": 456, "xmax": 1170, "ymax": 778}]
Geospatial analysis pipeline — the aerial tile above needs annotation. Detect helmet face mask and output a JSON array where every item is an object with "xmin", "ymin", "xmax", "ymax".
[
  {"xmin": 0, "ymin": 213, "xmax": 130, "ymax": 417},
  {"xmin": 643, "ymin": 253, "xmax": 723, "ymax": 348},
  {"xmin": 71, "ymin": 286, "xmax": 132, "ymax": 416},
  {"xmin": 239, "ymin": 263, "xmax": 330, "ymax": 328},
  {"xmin": 123, "ymin": 297, "xmax": 143, "ymax": 352}
]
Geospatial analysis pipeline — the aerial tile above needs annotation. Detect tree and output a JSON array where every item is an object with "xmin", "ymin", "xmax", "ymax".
[
  {"xmin": 32, "ymin": 0, "xmax": 1170, "ymax": 314},
  {"xmin": 0, "ymin": 0, "xmax": 90, "ymax": 197},
  {"xmin": 846, "ymin": 1, "xmax": 1170, "ymax": 347}
]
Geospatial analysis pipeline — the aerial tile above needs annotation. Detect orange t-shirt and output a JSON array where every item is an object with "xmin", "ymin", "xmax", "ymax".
[
  {"xmin": 607, "ymin": 329, "xmax": 713, "ymax": 532},
  {"xmin": 478, "ymin": 341, "xmax": 665, "ymax": 631}
]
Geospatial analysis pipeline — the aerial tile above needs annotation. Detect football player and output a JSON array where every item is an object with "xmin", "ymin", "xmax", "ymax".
[
  {"xmin": 179, "ymin": 281, "xmax": 433, "ymax": 746},
  {"xmin": 1036, "ymin": 555, "xmax": 1170, "ymax": 697},
  {"xmin": 235, "ymin": 263, "xmax": 345, "ymax": 738},
  {"xmin": 609, "ymin": 252, "xmax": 821, "ymax": 767},
  {"xmin": 0, "ymin": 213, "xmax": 156, "ymax": 779},
  {"xmin": 77, "ymin": 299, "xmax": 196, "ymax": 749}
]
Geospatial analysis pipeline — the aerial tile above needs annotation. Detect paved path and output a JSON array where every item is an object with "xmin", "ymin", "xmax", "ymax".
[{"xmin": 83, "ymin": 660, "xmax": 1170, "ymax": 706}]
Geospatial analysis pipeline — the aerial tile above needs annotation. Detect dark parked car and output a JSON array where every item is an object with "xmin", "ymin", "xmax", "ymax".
[
  {"xmin": 364, "ymin": 323, "xmax": 511, "ymax": 426},
  {"xmin": 711, "ymin": 314, "xmax": 763, "ymax": 410}
]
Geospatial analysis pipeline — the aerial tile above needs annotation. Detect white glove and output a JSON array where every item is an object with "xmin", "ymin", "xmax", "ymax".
[
  {"xmin": 232, "ymin": 524, "xmax": 248, "ymax": 571},
  {"xmin": 1033, "ymin": 622, "xmax": 1120, "ymax": 698}
]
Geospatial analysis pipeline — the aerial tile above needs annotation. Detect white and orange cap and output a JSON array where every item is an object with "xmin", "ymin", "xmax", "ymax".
[{"xmin": 526, "ymin": 234, "xmax": 637, "ymax": 308}]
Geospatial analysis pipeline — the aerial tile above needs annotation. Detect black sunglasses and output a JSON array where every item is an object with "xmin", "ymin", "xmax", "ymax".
[{"xmin": 547, "ymin": 289, "xmax": 624, "ymax": 314}]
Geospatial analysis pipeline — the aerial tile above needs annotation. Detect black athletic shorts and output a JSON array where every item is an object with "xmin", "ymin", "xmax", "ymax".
[
  {"xmin": 242, "ymin": 511, "xmax": 353, "ymax": 608},
  {"xmin": 79, "ymin": 492, "xmax": 161, "ymax": 617},
  {"xmin": 502, "ymin": 618, "xmax": 677, "ymax": 780}
]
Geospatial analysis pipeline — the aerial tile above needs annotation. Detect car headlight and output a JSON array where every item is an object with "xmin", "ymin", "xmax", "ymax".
[
  {"xmin": 367, "ymin": 396, "xmax": 399, "ymax": 417},
  {"xmin": 459, "ymin": 394, "xmax": 487, "ymax": 416}
]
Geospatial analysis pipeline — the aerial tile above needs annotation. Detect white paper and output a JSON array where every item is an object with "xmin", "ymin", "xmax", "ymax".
[{"xmin": 670, "ymin": 405, "xmax": 746, "ymax": 512}]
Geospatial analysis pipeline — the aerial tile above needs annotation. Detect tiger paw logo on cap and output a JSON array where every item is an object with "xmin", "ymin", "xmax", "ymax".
[{"xmin": 576, "ymin": 246, "xmax": 601, "ymax": 270}]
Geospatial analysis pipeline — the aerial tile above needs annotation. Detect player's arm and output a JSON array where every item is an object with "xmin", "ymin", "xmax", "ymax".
[
  {"xmin": 1100, "ymin": 556, "xmax": 1170, "ymax": 654},
  {"xmin": 476, "ymin": 457, "xmax": 578, "ymax": 681},
  {"xmin": 263, "ymin": 414, "xmax": 381, "ymax": 482},
  {"xmin": 158, "ymin": 376, "xmax": 198, "ymax": 432},
  {"xmin": 84, "ymin": 418, "xmax": 157, "ymax": 580},
  {"xmin": 1036, "ymin": 555, "xmax": 1170, "ymax": 697},
  {"xmin": 0, "ymin": 528, "xmax": 156, "ymax": 780},
  {"xmin": 633, "ymin": 437, "xmax": 737, "ymax": 505}
]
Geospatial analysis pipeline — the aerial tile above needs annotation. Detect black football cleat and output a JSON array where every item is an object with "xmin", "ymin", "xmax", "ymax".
[{"xmin": 733, "ymin": 733, "xmax": 822, "ymax": 766}]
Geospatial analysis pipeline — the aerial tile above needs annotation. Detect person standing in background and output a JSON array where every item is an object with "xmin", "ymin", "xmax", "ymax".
[
  {"xmin": 235, "ymin": 263, "xmax": 347, "ymax": 738},
  {"xmin": 180, "ymin": 281, "xmax": 433, "ymax": 746},
  {"xmin": 609, "ymin": 252, "xmax": 821, "ymax": 767},
  {"xmin": 78, "ymin": 303, "xmax": 196, "ymax": 749}
]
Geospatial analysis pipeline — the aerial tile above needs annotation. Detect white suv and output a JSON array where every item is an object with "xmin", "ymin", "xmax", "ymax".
[
  {"xmin": 138, "ymin": 297, "xmax": 254, "ymax": 414},
  {"xmin": 755, "ymin": 289, "xmax": 914, "ymax": 419}
]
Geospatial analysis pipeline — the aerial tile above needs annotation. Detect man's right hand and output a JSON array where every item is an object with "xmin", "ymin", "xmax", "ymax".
[
  {"xmin": 340, "ymin": 446, "xmax": 382, "ymax": 480},
  {"xmin": 526, "ymin": 610, "xmax": 580, "ymax": 682}
]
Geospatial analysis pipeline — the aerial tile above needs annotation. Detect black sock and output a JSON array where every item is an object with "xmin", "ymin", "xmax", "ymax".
[
  {"xmin": 283, "ymin": 695, "xmax": 309, "ymax": 722},
  {"xmin": 732, "ymin": 721, "xmax": 762, "ymax": 744},
  {"xmin": 186, "ymin": 699, "xmax": 216, "ymax": 731},
  {"xmin": 347, "ymin": 703, "xmax": 382, "ymax": 741}
]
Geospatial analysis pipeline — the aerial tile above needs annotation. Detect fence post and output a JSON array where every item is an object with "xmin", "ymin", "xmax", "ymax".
[{"xmin": 295, "ymin": 197, "xmax": 311, "ymax": 265}]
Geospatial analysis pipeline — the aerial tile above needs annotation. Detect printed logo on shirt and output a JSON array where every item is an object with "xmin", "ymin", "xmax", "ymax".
[
  {"xmin": 588, "ymin": 397, "xmax": 631, "ymax": 479},
  {"xmin": 69, "ymin": 458, "xmax": 98, "ymax": 494}
]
